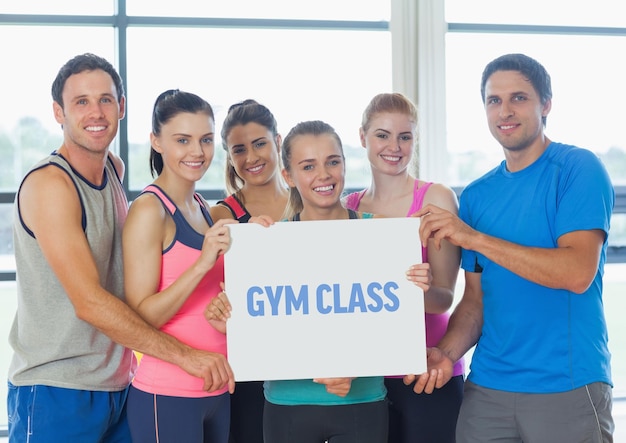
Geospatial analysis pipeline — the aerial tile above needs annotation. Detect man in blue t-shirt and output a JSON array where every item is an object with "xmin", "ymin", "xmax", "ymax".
[{"xmin": 405, "ymin": 53, "xmax": 615, "ymax": 442}]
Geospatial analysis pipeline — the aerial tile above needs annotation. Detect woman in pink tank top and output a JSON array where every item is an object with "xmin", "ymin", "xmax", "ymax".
[
  {"xmin": 122, "ymin": 90, "xmax": 271, "ymax": 443},
  {"xmin": 344, "ymin": 93, "xmax": 464, "ymax": 443}
]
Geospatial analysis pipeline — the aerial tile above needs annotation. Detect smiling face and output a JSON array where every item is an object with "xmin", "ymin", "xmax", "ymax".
[
  {"xmin": 226, "ymin": 122, "xmax": 281, "ymax": 187},
  {"xmin": 360, "ymin": 111, "xmax": 416, "ymax": 177},
  {"xmin": 484, "ymin": 70, "xmax": 551, "ymax": 155},
  {"xmin": 282, "ymin": 133, "xmax": 345, "ymax": 212},
  {"xmin": 150, "ymin": 111, "xmax": 215, "ymax": 183},
  {"xmin": 53, "ymin": 69, "xmax": 125, "ymax": 156}
]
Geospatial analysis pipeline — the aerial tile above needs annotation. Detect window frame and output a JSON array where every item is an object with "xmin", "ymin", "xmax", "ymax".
[
  {"xmin": 0, "ymin": 2, "xmax": 391, "ymax": 285},
  {"xmin": 413, "ymin": 0, "xmax": 626, "ymax": 263},
  {"xmin": 1, "ymin": 3, "xmax": 391, "ymax": 435},
  {"xmin": 0, "ymin": 4, "xmax": 624, "ymax": 282}
]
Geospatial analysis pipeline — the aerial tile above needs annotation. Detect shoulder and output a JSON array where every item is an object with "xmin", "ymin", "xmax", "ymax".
[
  {"xmin": 210, "ymin": 203, "xmax": 236, "ymax": 222},
  {"xmin": 130, "ymin": 189, "xmax": 165, "ymax": 210},
  {"xmin": 423, "ymin": 182, "xmax": 459, "ymax": 212},
  {"xmin": 423, "ymin": 182, "xmax": 457, "ymax": 202},
  {"xmin": 107, "ymin": 151, "xmax": 125, "ymax": 179},
  {"xmin": 124, "ymin": 192, "xmax": 169, "ymax": 245},
  {"xmin": 18, "ymin": 160, "xmax": 84, "ymax": 235},
  {"xmin": 127, "ymin": 191, "xmax": 168, "ymax": 224},
  {"xmin": 20, "ymin": 161, "xmax": 77, "ymax": 207},
  {"xmin": 547, "ymin": 141, "xmax": 602, "ymax": 167},
  {"xmin": 124, "ymin": 192, "xmax": 170, "ymax": 251},
  {"xmin": 548, "ymin": 142, "xmax": 611, "ymax": 185}
]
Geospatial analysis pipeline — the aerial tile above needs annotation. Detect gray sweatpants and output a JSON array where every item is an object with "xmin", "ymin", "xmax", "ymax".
[{"xmin": 456, "ymin": 380, "xmax": 614, "ymax": 443}]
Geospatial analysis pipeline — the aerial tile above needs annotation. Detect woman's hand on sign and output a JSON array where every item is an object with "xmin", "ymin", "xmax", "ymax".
[
  {"xmin": 313, "ymin": 377, "xmax": 355, "ymax": 397},
  {"xmin": 406, "ymin": 262, "xmax": 432, "ymax": 292},
  {"xmin": 204, "ymin": 283, "xmax": 232, "ymax": 333}
]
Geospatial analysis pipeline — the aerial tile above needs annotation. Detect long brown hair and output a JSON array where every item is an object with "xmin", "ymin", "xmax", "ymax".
[{"xmin": 220, "ymin": 99, "xmax": 280, "ymax": 201}]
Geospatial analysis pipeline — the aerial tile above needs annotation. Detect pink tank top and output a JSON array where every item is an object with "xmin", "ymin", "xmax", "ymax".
[
  {"xmin": 345, "ymin": 180, "xmax": 464, "ymax": 377},
  {"xmin": 131, "ymin": 185, "xmax": 228, "ymax": 397}
]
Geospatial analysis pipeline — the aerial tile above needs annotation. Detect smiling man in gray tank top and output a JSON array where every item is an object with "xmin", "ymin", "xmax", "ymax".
[{"xmin": 7, "ymin": 53, "xmax": 236, "ymax": 443}]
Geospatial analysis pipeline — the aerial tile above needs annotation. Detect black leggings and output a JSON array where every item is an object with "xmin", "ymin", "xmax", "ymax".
[
  {"xmin": 386, "ymin": 375, "xmax": 464, "ymax": 443},
  {"xmin": 263, "ymin": 400, "xmax": 388, "ymax": 443},
  {"xmin": 229, "ymin": 381, "xmax": 264, "ymax": 443}
]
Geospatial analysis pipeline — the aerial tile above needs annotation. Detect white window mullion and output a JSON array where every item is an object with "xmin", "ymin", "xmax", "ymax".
[{"xmin": 391, "ymin": 0, "xmax": 448, "ymax": 183}]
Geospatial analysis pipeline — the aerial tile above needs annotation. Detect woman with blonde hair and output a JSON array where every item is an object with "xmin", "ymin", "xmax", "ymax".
[{"xmin": 344, "ymin": 93, "xmax": 464, "ymax": 443}]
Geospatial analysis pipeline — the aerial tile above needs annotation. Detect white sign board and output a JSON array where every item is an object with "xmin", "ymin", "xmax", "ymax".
[{"xmin": 224, "ymin": 217, "xmax": 426, "ymax": 381}]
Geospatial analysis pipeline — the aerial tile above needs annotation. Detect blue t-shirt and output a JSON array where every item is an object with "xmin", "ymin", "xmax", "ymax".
[{"xmin": 460, "ymin": 142, "xmax": 614, "ymax": 393}]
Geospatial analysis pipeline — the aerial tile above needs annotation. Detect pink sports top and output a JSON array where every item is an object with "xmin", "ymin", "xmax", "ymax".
[
  {"xmin": 131, "ymin": 185, "xmax": 228, "ymax": 397},
  {"xmin": 345, "ymin": 180, "xmax": 465, "ymax": 377}
]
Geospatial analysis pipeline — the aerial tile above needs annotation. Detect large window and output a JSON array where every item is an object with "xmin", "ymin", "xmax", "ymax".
[
  {"xmin": 445, "ymin": 32, "xmax": 626, "ymax": 187},
  {"xmin": 124, "ymin": 26, "xmax": 390, "ymax": 192},
  {"xmin": 0, "ymin": 1, "xmax": 391, "ymax": 431}
]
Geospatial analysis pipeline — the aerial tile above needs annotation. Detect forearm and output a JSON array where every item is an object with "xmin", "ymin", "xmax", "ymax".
[
  {"xmin": 424, "ymin": 235, "xmax": 460, "ymax": 315},
  {"xmin": 419, "ymin": 204, "xmax": 601, "ymax": 294},
  {"xmin": 78, "ymin": 285, "xmax": 234, "ymax": 393},
  {"xmin": 76, "ymin": 287, "xmax": 192, "ymax": 367},
  {"xmin": 468, "ymin": 230, "xmax": 602, "ymax": 293},
  {"xmin": 436, "ymin": 295, "xmax": 482, "ymax": 364}
]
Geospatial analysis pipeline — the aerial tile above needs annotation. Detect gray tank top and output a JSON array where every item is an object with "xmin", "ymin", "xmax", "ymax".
[{"xmin": 8, "ymin": 153, "xmax": 134, "ymax": 391}]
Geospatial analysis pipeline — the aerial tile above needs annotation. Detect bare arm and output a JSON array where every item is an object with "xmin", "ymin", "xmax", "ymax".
[
  {"xmin": 209, "ymin": 203, "xmax": 237, "ymax": 223},
  {"xmin": 421, "ymin": 184, "xmax": 461, "ymax": 314},
  {"xmin": 123, "ymin": 194, "xmax": 235, "ymax": 328},
  {"xmin": 416, "ymin": 204, "xmax": 604, "ymax": 294},
  {"xmin": 437, "ymin": 270, "xmax": 483, "ymax": 363},
  {"xmin": 463, "ymin": 229, "xmax": 603, "ymax": 294},
  {"xmin": 20, "ymin": 167, "xmax": 234, "ymax": 392},
  {"xmin": 405, "ymin": 270, "xmax": 483, "ymax": 393}
]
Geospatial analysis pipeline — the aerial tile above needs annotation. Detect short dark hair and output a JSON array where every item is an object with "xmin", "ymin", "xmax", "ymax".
[
  {"xmin": 51, "ymin": 53, "xmax": 124, "ymax": 109},
  {"xmin": 149, "ymin": 89, "xmax": 215, "ymax": 177},
  {"xmin": 480, "ymin": 53, "xmax": 552, "ymax": 126}
]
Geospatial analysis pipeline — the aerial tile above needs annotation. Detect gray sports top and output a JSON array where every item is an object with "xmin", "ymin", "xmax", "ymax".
[{"xmin": 8, "ymin": 152, "xmax": 134, "ymax": 391}]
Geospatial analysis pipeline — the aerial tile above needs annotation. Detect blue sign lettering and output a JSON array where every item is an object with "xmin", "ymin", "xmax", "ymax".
[{"xmin": 246, "ymin": 281, "xmax": 402, "ymax": 316}]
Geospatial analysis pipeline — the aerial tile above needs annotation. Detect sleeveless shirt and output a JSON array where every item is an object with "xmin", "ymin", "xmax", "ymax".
[
  {"xmin": 9, "ymin": 152, "xmax": 135, "ymax": 391},
  {"xmin": 131, "ymin": 185, "xmax": 228, "ymax": 397},
  {"xmin": 217, "ymin": 194, "xmax": 252, "ymax": 223}
]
